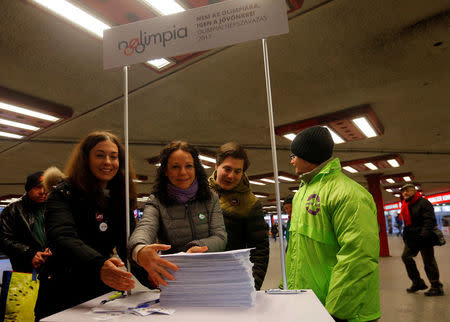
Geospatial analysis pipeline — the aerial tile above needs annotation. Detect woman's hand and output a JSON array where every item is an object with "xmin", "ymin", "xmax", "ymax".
[
  {"xmin": 137, "ymin": 244, "xmax": 179, "ymax": 287},
  {"xmin": 100, "ymin": 258, "xmax": 135, "ymax": 291},
  {"xmin": 187, "ymin": 246, "xmax": 208, "ymax": 253}
]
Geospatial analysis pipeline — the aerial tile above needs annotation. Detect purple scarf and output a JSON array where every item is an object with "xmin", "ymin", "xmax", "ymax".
[{"xmin": 167, "ymin": 178, "xmax": 198, "ymax": 204}]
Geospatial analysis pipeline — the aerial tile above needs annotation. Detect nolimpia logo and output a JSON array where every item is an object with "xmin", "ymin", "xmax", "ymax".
[{"xmin": 117, "ymin": 25, "xmax": 188, "ymax": 56}]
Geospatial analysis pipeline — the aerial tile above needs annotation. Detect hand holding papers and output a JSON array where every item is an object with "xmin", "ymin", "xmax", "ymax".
[
  {"xmin": 137, "ymin": 244, "xmax": 179, "ymax": 287},
  {"xmin": 159, "ymin": 248, "xmax": 256, "ymax": 307}
]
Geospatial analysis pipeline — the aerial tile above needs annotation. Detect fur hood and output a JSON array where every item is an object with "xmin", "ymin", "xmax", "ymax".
[{"xmin": 43, "ymin": 166, "xmax": 66, "ymax": 193}]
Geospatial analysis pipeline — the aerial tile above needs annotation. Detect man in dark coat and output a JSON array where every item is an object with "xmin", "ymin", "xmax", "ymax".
[
  {"xmin": 400, "ymin": 183, "xmax": 443, "ymax": 296},
  {"xmin": 0, "ymin": 171, "xmax": 52, "ymax": 272},
  {"xmin": 209, "ymin": 142, "xmax": 269, "ymax": 290}
]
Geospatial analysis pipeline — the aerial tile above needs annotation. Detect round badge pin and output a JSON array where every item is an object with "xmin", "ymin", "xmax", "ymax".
[
  {"xmin": 198, "ymin": 213, "xmax": 206, "ymax": 220},
  {"xmin": 99, "ymin": 222, "xmax": 108, "ymax": 232}
]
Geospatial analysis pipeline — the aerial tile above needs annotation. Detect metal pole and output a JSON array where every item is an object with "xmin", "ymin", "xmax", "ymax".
[
  {"xmin": 123, "ymin": 66, "xmax": 131, "ymax": 293},
  {"xmin": 261, "ymin": 38, "xmax": 287, "ymax": 289}
]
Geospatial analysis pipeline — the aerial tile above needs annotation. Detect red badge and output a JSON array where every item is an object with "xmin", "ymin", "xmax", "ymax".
[{"xmin": 95, "ymin": 212, "xmax": 104, "ymax": 222}]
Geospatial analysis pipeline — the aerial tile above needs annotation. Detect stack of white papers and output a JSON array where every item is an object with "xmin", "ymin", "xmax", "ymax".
[{"xmin": 159, "ymin": 248, "xmax": 256, "ymax": 307}]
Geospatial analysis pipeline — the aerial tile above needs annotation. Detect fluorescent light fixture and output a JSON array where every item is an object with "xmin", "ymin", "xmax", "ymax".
[
  {"xmin": 0, "ymin": 131, "xmax": 23, "ymax": 139},
  {"xmin": 249, "ymin": 180, "xmax": 266, "ymax": 186},
  {"xmin": 386, "ymin": 178, "xmax": 395, "ymax": 184},
  {"xmin": 0, "ymin": 118, "xmax": 40, "ymax": 131},
  {"xmin": 387, "ymin": 159, "xmax": 400, "ymax": 167},
  {"xmin": 142, "ymin": 0, "xmax": 185, "ymax": 15},
  {"xmin": 386, "ymin": 189, "xmax": 393, "ymax": 192},
  {"xmin": 3, "ymin": 198, "xmax": 20, "ymax": 203},
  {"xmin": 260, "ymin": 178, "xmax": 276, "ymax": 184},
  {"xmin": 403, "ymin": 176, "xmax": 412, "ymax": 182},
  {"xmin": 133, "ymin": 179, "xmax": 143, "ymax": 183},
  {"xmin": 324, "ymin": 126, "xmax": 345, "ymax": 144},
  {"xmin": 283, "ymin": 133, "xmax": 296, "ymax": 141},
  {"xmin": 0, "ymin": 102, "xmax": 60, "ymax": 122},
  {"xmin": 343, "ymin": 166, "xmax": 358, "ymax": 173},
  {"xmin": 394, "ymin": 194, "xmax": 400, "ymax": 197},
  {"xmin": 278, "ymin": 176, "xmax": 295, "ymax": 182},
  {"xmin": 291, "ymin": 189, "xmax": 298, "ymax": 193},
  {"xmin": 202, "ymin": 164, "xmax": 211, "ymax": 169},
  {"xmin": 137, "ymin": 197, "xmax": 150, "ymax": 202},
  {"xmin": 415, "ymin": 186, "xmax": 420, "ymax": 190},
  {"xmin": 352, "ymin": 117, "xmax": 377, "ymax": 138},
  {"xmin": 254, "ymin": 194, "xmax": 267, "ymax": 198},
  {"xmin": 146, "ymin": 58, "xmax": 171, "ymax": 69},
  {"xmin": 364, "ymin": 162, "xmax": 378, "ymax": 170},
  {"xmin": 199, "ymin": 155, "xmax": 216, "ymax": 163},
  {"xmin": 155, "ymin": 163, "xmax": 161, "ymax": 167},
  {"xmin": 30, "ymin": 0, "xmax": 110, "ymax": 38}
]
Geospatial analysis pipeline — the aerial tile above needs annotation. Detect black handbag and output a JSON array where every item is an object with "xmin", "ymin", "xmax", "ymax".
[{"xmin": 432, "ymin": 227, "xmax": 446, "ymax": 246}]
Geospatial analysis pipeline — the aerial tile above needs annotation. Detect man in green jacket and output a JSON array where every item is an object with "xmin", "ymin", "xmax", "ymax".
[
  {"xmin": 209, "ymin": 142, "xmax": 269, "ymax": 290},
  {"xmin": 285, "ymin": 126, "xmax": 381, "ymax": 322}
]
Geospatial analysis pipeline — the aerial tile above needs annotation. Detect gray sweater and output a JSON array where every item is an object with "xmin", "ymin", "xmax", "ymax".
[{"xmin": 129, "ymin": 192, "xmax": 227, "ymax": 255}]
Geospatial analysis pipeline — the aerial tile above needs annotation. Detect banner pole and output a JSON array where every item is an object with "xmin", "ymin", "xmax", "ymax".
[
  {"xmin": 123, "ymin": 65, "xmax": 131, "ymax": 294},
  {"xmin": 261, "ymin": 38, "xmax": 287, "ymax": 289}
]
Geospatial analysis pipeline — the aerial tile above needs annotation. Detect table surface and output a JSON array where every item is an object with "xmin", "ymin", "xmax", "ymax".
[{"xmin": 41, "ymin": 290, "xmax": 334, "ymax": 322}]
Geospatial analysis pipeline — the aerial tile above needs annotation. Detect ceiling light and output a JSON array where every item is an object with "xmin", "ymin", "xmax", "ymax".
[
  {"xmin": 283, "ymin": 133, "xmax": 296, "ymax": 141},
  {"xmin": 291, "ymin": 189, "xmax": 298, "ymax": 193},
  {"xmin": 386, "ymin": 178, "xmax": 395, "ymax": 184},
  {"xmin": 142, "ymin": 0, "xmax": 185, "ymax": 15},
  {"xmin": 30, "ymin": 0, "xmax": 110, "ymax": 38},
  {"xmin": 324, "ymin": 126, "xmax": 345, "ymax": 144},
  {"xmin": 394, "ymin": 194, "xmax": 400, "ymax": 197},
  {"xmin": 137, "ymin": 197, "xmax": 150, "ymax": 202},
  {"xmin": 249, "ymin": 180, "xmax": 266, "ymax": 186},
  {"xmin": 403, "ymin": 176, "xmax": 412, "ymax": 182},
  {"xmin": 364, "ymin": 162, "xmax": 378, "ymax": 170},
  {"xmin": 278, "ymin": 176, "xmax": 295, "ymax": 182},
  {"xmin": 386, "ymin": 189, "xmax": 393, "ymax": 193},
  {"xmin": 255, "ymin": 194, "xmax": 268, "ymax": 198},
  {"xmin": 146, "ymin": 58, "xmax": 172, "ymax": 69},
  {"xmin": 133, "ymin": 179, "xmax": 143, "ymax": 183},
  {"xmin": 199, "ymin": 155, "xmax": 216, "ymax": 163},
  {"xmin": 352, "ymin": 117, "xmax": 377, "ymax": 138},
  {"xmin": 0, "ymin": 102, "xmax": 60, "ymax": 122},
  {"xmin": 387, "ymin": 159, "xmax": 400, "ymax": 167},
  {"xmin": 155, "ymin": 163, "xmax": 161, "ymax": 167},
  {"xmin": 0, "ymin": 118, "xmax": 40, "ymax": 131},
  {"xmin": 0, "ymin": 131, "xmax": 23, "ymax": 139},
  {"xmin": 343, "ymin": 166, "xmax": 358, "ymax": 173},
  {"xmin": 260, "ymin": 178, "xmax": 276, "ymax": 184},
  {"xmin": 202, "ymin": 164, "xmax": 211, "ymax": 169},
  {"xmin": 415, "ymin": 186, "xmax": 420, "ymax": 190}
]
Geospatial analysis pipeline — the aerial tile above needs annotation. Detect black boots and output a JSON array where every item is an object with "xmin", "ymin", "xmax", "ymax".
[
  {"xmin": 406, "ymin": 280, "xmax": 428, "ymax": 293},
  {"xmin": 424, "ymin": 284, "xmax": 444, "ymax": 296}
]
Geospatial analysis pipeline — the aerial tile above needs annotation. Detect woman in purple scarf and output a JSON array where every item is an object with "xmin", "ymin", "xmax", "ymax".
[{"xmin": 129, "ymin": 141, "xmax": 227, "ymax": 288}]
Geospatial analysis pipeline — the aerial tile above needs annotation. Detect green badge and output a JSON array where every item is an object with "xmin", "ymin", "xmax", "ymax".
[{"xmin": 198, "ymin": 213, "xmax": 206, "ymax": 220}]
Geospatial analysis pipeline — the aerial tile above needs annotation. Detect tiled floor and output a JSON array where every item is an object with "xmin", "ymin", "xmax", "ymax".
[
  {"xmin": 1, "ymin": 236, "xmax": 447, "ymax": 321},
  {"xmin": 262, "ymin": 236, "xmax": 449, "ymax": 322}
]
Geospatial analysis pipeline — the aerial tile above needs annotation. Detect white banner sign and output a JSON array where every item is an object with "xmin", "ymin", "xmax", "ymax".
[{"xmin": 103, "ymin": 0, "xmax": 289, "ymax": 69}]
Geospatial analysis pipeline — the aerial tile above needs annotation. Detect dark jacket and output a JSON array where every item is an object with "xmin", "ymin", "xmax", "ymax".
[
  {"xmin": 209, "ymin": 173, "xmax": 269, "ymax": 290},
  {"xmin": 0, "ymin": 194, "xmax": 45, "ymax": 272},
  {"xmin": 402, "ymin": 197, "xmax": 437, "ymax": 249},
  {"xmin": 37, "ymin": 180, "xmax": 129, "ymax": 318}
]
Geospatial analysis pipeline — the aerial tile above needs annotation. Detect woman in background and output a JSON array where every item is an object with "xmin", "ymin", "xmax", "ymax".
[
  {"xmin": 37, "ymin": 131, "xmax": 136, "ymax": 318},
  {"xmin": 129, "ymin": 141, "xmax": 227, "ymax": 288}
]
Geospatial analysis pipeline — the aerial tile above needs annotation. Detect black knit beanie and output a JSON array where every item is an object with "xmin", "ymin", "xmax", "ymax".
[
  {"xmin": 290, "ymin": 126, "xmax": 334, "ymax": 165},
  {"xmin": 25, "ymin": 171, "xmax": 43, "ymax": 192}
]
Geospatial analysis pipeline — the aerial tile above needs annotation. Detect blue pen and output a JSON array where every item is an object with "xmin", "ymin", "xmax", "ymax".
[{"xmin": 135, "ymin": 299, "xmax": 160, "ymax": 309}]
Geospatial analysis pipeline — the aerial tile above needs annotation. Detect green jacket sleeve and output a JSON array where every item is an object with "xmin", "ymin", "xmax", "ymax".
[{"xmin": 324, "ymin": 193, "xmax": 380, "ymax": 321}]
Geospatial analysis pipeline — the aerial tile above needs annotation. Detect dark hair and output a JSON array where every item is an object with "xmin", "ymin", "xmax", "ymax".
[
  {"xmin": 153, "ymin": 141, "xmax": 211, "ymax": 205},
  {"xmin": 64, "ymin": 131, "xmax": 136, "ymax": 209},
  {"xmin": 216, "ymin": 142, "xmax": 250, "ymax": 172}
]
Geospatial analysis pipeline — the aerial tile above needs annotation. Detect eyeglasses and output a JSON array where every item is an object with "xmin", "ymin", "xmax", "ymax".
[{"xmin": 289, "ymin": 153, "xmax": 296, "ymax": 161}]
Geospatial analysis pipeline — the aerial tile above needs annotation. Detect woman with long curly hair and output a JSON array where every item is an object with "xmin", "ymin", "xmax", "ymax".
[
  {"xmin": 129, "ymin": 141, "xmax": 226, "ymax": 288},
  {"xmin": 37, "ymin": 131, "xmax": 136, "ymax": 319}
]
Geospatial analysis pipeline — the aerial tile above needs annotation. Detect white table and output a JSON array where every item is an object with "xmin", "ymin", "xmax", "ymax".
[{"xmin": 41, "ymin": 290, "xmax": 334, "ymax": 322}]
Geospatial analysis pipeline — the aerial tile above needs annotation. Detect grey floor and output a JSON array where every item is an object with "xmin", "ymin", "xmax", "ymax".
[
  {"xmin": 0, "ymin": 236, "xmax": 447, "ymax": 321},
  {"xmin": 262, "ymin": 236, "xmax": 449, "ymax": 322}
]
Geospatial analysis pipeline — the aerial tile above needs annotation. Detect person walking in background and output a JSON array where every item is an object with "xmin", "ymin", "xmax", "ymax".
[
  {"xmin": 285, "ymin": 126, "xmax": 381, "ymax": 322},
  {"xmin": 271, "ymin": 223, "xmax": 278, "ymax": 241},
  {"xmin": 0, "ymin": 171, "xmax": 51, "ymax": 273},
  {"xmin": 37, "ymin": 131, "xmax": 136, "ymax": 319},
  {"xmin": 129, "ymin": 141, "xmax": 227, "ymax": 289},
  {"xmin": 283, "ymin": 195, "xmax": 293, "ymax": 251},
  {"xmin": 209, "ymin": 142, "xmax": 269, "ymax": 291},
  {"xmin": 400, "ymin": 183, "xmax": 444, "ymax": 296}
]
